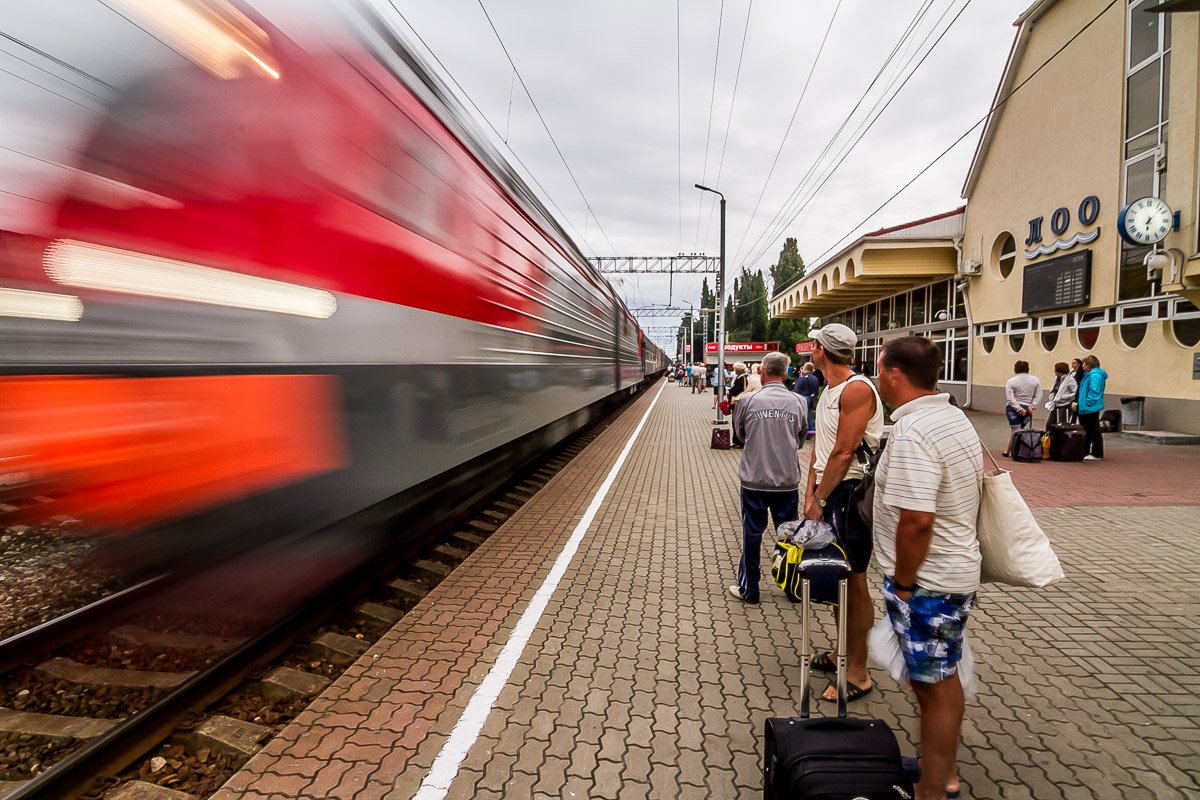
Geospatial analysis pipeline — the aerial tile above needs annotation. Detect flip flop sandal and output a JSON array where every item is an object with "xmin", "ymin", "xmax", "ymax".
[
  {"xmin": 901, "ymin": 756, "xmax": 961, "ymax": 799},
  {"xmin": 810, "ymin": 651, "xmax": 836, "ymax": 674},
  {"xmin": 822, "ymin": 679, "xmax": 873, "ymax": 703}
]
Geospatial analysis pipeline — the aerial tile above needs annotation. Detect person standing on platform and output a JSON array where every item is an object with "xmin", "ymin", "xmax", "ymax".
[
  {"xmin": 728, "ymin": 352, "xmax": 807, "ymax": 604},
  {"xmin": 1043, "ymin": 362, "xmax": 1077, "ymax": 428},
  {"xmin": 803, "ymin": 323, "xmax": 883, "ymax": 703},
  {"xmin": 693, "ymin": 361, "xmax": 707, "ymax": 394},
  {"xmin": 746, "ymin": 363, "xmax": 763, "ymax": 392},
  {"xmin": 1077, "ymin": 355, "xmax": 1108, "ymax": 461},
  {"xmin": 872, "ymin": 336, "xmax": 982, "ymax": 800},
  {"xmin": 1001, "ymin": 361, "xmax": 1041, "ymax": 457},
  {"xmin": 793, "ymin": 361, "xmax": 820, "ymax": 434},
  {"xmin": 1070, "ymin": 358, "xmax": 1085, "ymax": 422}
]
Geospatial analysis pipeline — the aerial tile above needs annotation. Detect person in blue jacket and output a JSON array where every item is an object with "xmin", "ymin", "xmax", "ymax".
[{"xmin": 1077, "ymin": 354, "xmax": 1108, "ymax": 461}]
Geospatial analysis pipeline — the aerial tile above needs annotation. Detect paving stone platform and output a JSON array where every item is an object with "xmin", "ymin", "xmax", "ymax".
[{"xmin": 214, "ymin": 380, "xmax": 1200, "ymax": 799}]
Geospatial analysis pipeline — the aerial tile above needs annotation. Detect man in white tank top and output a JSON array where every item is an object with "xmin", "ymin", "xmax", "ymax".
[{"xmin": 804, "ymin": 323, "xmax": 884, "ymax": 703}]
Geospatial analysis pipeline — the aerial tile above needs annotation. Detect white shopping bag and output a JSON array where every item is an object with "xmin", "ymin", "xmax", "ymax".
[{"xmin": 868, "ymin": 617, "xmax": 977, "ymax": 700}]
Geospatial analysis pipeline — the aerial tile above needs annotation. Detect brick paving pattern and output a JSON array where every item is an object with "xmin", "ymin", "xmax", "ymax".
[{"xmin": 216, "ymin": 380, "xmax": 1200, "ymax": 799}]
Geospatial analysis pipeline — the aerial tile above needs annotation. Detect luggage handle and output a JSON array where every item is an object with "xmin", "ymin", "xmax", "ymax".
[{"xmin": 799, "ymin": 574, "xmax": 850, "ymax": 720}]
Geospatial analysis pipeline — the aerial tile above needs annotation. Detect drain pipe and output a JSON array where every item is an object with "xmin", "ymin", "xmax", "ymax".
[{"xmin": 953, "ymin": 235, "xmax": 975, "ymax": 409}]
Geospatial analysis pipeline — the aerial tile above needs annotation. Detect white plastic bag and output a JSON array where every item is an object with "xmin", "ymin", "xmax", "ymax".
[
  {"xmin": 868, "ymin": 617, "xmax": 978, "ymax": 700},
  {"xmin": 776, "ymin": 519, "xmax": 835, "ymax": 548}
]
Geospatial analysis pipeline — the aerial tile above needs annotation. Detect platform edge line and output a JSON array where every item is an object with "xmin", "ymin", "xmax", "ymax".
[{"xmin": 411, "ymin": 380, "xmax": 669, "ymax": 799}]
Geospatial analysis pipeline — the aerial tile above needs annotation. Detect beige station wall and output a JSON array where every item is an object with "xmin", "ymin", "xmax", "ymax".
[{"xmin": 962, "ymin": 0, "xmax": 1200, "ymax": 427}]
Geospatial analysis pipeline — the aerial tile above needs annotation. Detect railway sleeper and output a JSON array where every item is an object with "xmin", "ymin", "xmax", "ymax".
[
  {"xmin": 37, "ymin": 657, "xmax": 193, "ymax": 690},
  {"xmin": 413, "ymin": 559, "xmax": 451, "ymax": 580},
  {"xmin": 433, "ymin": 543, "xmax": 469, "ymax": 562},
  {"xmin": 252, "ymin": 667, "xmax": 331, "ymax": 703},
  {"xmin": 354, "ymin": 602, "xmax": 404, "ymax": 626},
  {"xmin": 451, "ymin": 530, "xmax": 485, "ymax": 547},
  {"xmin": 106, "ymin": 779, "xmax": 196, "ymax": 800},
  {"xmin": 106, "ymin": 626, "xmax": 244, "ymax": 654},
  {"xmin": 303, "ymin": 632, "xmax": 369, "ymax": 664},
  {"xmin": 0, "ymin": 707, "xmax": 117, "ymax": 740},
  {"xmin": 184, "ymin": 715, "xmax": 270, "ymax": 759},
  {"xmin": 386, "ymin": 579, "xmax": 427, "ymax": 603}
]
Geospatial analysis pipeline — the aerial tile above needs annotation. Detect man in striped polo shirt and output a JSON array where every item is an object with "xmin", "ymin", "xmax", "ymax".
[{"xmin": 872, "ymin": 336, "xmax": 983, "ymax": 800}]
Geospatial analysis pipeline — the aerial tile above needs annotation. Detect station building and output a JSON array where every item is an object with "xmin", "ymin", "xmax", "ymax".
[{"xmin": 770, "ymin": 0, "xmax": 1200, "ymax": 433}]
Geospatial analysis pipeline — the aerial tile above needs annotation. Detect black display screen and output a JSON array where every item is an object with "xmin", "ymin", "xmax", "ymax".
[{"xmin": 1022, "ymin": 250, "xmax": 1092, "ymax": 314}]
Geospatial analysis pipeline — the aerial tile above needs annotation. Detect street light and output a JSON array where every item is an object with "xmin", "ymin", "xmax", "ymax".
[{"xmin": 695, "ymin": 183, "xmax": 726, "ymax": 424}]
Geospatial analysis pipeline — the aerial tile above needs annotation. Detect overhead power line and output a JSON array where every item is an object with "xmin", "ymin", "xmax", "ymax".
[
  {"xmin": 702, "ymin": 0, "xmax": 755, "ymax": 252},
  {"xmin": 692, "ymin": 0, "xmax": 726, "ymax": 250},
  {"xmin": 808, "ymin": 0, "xmax": 1119, "ymax": 269},
  {"xmin": 475, "ymin": 0, "xmax": 618, "ymax": 255},
  {"xmin": 741, "ymin": 0, "xmax": 971, "ymax": 272},
  {"xmin": 382, "ymin": 2, "xmax": 593, "ymax": 251},
  {"xmin": 734, "ymin": 0, "xmax": 937, "ymax": 269},
  {"xmin": 729, "ymin": 0, "xmax": 843, "ymax": 269}
]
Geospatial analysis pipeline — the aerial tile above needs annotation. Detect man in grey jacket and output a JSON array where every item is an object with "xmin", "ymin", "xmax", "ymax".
[{"xmin": 729, "ymin": 351, "xmax": 808, "ymax": 603}]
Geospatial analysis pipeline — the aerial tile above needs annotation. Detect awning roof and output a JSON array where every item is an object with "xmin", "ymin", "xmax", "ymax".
[{"xmin": 770, "ymin": 208, "xmax": 964, "ymax": 319}]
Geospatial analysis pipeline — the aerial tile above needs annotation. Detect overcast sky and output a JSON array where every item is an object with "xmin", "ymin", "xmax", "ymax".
[
  {"xmin": 0, "ymin": 0, "xmax": 1032, "ymax": 349},
  {"xmin": 390, "ymin": 0, "xmax": 1030, "ymax": 345}
]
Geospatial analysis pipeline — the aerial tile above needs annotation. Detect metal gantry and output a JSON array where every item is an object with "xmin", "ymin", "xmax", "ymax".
[
  {"xmin": 590, "ymin": 255, "xmax": 720, "ymax": 274},
  {"xmin": 629, "ymin": 306, "xmax": 695, "ymax": 318}
]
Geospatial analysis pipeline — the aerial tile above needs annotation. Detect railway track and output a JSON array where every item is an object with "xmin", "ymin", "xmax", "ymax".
[{"xmin": 0, "ymin": 392, "xmax": 626, "ymax": 800}]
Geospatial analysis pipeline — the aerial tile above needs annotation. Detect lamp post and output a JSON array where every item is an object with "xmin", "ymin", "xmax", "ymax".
[{"xmin": 695, "ymin": 183, "xmax": 726, "ymax": 423}]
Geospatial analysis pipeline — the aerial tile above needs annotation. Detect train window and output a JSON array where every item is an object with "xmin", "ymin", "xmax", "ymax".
[{"xmin": 378, "ymin": 112, "xmax": 455, "ymax": 242}]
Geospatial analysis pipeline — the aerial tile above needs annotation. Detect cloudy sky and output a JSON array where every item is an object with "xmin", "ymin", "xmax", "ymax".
[
  {"xmin": 389, "ymin": 0, "xmax": 1031, "ymax": 344},
  {"xmin": 0, "ymin": 0, "xmax": 1032, "ymax": 349}
]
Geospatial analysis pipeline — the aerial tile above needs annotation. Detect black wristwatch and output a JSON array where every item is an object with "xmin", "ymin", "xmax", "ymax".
[{"xmin": 892, "ymin": 579, "xmax": 915, "ymax": 592}]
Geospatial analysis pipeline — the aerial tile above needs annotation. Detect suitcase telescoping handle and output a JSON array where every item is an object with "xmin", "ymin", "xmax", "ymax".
[{"xmin": 797, "ymin": 558, "xmax": 851, "ymax": 720}]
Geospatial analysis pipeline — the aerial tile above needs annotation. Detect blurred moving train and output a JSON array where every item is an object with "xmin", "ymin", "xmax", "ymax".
[{"xmin": 0, "ymin": 1, "xmax": 666, "ymax": 563}]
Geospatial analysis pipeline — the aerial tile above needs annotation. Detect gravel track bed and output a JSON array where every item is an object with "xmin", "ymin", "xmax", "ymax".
[
  {"xmin": 61, "ymin": 640, "xmax": 218, "ymax": 673},
  {"xmin": 0, "ymin": 668, "xmax": 159, "ymax": 718},
  {"xmin": 216, "ymin": 686, "xmax": 311, "ymax": 729},
  {"xmin": 129, "ymin": 612, "xmax": 269, "ymax": 639},
  {"xmin": 0, "ymin": 732, "xmax": 79, "ymax": 780},
  {"xmin": 120, "ymin": 743, "xmax": 242, "ymax": 797},
  {"xmin": 0, "ymin": 526, "xmax": 128, "ymax": 641}
]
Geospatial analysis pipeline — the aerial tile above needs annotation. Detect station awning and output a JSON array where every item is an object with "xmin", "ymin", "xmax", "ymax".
[{"xmin": 771, "ymin": 208, "xmax": 964, "ymax": 319}]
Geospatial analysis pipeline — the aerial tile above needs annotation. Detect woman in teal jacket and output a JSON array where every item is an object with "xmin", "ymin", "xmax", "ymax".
[{"xmin": 1077, "ymin": 355, "xmax": 1109, "ymax": 461}]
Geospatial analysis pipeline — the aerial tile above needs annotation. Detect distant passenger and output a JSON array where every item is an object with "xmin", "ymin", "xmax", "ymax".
[
  {"xmin": 1043, "ymin": 362, "xmax": 1077, "ymax": 427},
  {"xmin": 728, "ymin": 351, "xmax": 807, "ymax": 604},
  {"xmin": 793, "ymin": 361, "xmax": 820, "ymax": 433},
  {"xmin": 1002, "ymin": 360, "xmax": 1042, "ymax": 457},
  {"xmin": 1077, "ymin": 355, "xmax": 1108, "ymax": 461},
  {"xmin": 727, "ymin": 363, "xmax": 750, "ymax": 447},
  {"xmin": 746, "ymin": 363, "xmax": 763, "ymax": 392},
  {"xmin": 693, "ymin": 361, "xmax": 707, "ymax": 394}
]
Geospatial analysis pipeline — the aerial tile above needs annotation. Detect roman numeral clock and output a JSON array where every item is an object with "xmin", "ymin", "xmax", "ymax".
[{"xmin": 1118, "ymin": 196, "xmax": 1174, "ymax": 246}]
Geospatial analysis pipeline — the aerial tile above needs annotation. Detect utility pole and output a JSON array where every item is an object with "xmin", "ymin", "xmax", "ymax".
[{"xmin": 696, "ymin": 184, "xmax": 727, "ymax": 423}]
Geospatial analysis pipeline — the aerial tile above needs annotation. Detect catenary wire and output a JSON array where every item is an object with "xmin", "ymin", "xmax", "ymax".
[
  {"xmin": 733, "ymin": 0, "xmax": 936, "ymax": 268},
  {"xmin": 702, "ymin": 0, "xmax": 755, "ymax": 252},
  {"xmin": 0, "ymin": 31, "xmax": 118, "ymax": 93},
  {"xmin": 475, "ymin": 0, "xmax": 619, "ymax": 256},
  {"xmin": 740, "ymin": 0, "xmax": 965, "ymax": 272},
  {"xmin": 806, "ymin": 0, "xmax": 1119, "ymax": 269},
  {"xmin": 692, "ymin": 0, "xmax": 725, "ymax": 250},
  {"xmin": 382, "ymin": 2, "xmax": 594, "ymax": 251},
  {"xmin": 728, "ymin": 0, "xmax": 842, "ymax": 270}
]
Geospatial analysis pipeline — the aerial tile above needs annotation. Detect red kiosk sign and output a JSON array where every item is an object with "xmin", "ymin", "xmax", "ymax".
[
  {"xmin": 795, "ymin": 340, "xmax": 816, "ymax": 354},
  {"xmin": 705, "ymin": 341, "xmax": 780, "ymax": 354}
]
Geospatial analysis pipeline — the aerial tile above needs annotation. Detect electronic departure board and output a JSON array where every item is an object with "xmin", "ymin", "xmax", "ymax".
[{"xmin": 1022, "ymin": 249, "xmax": 1092, "ymax": 314}]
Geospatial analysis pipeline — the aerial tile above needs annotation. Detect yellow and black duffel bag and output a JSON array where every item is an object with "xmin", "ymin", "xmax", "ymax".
[{"xmin": 771, "ymin": 539, "xmax": 850, "ymax": 606}]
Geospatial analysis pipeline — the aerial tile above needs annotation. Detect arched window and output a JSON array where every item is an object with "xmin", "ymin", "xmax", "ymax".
[{"xmin": 992, "ymin": 232, "xmax": 1016, "ymax": 280}]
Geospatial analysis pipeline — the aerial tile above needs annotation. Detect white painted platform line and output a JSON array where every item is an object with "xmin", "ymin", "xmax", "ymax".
[{"xmin": 411, "ymin": 380, "xmax": 669, "ymax": 800}]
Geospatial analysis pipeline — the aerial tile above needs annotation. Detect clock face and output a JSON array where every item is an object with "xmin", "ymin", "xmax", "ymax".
[{"xmin": 1119, "ymin": 196, "xmax": 1173, "ymax": 245}]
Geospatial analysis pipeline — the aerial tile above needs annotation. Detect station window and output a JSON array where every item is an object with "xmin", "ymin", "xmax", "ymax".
[
  {"xmin": 981, "ymin": 336, "xmax": 995, "ymax": 354},
  {"xmin": 1077, "ymin": 327, "xmax": 1100, "ymax": 350},
  {"xmin": 894, "ymin": 293, "xmax": 909, "ymax": 328},
  {"xmin": 911, "ymin": 287, "xmax": 927, "ymax": 326},
  {"xmin": 930, "ymin": 282, "xmax": 950, "ymax": 322},
  {"xmin": 1009, "ymin": 333, "xmax": 1025, "ymax": 352},
  {"xmin": 1172, "ymin": 318, "xmax": 1200, "ymax": 347},
  {"xmin": 1120, "ymin": 0, "xmax": 1171, "ymax": 301},
  {"xmin": 992, "ymin": 233, "xmax": 1016, "ymax": 280},
  {"xmin": 1040, "ymin": 330, "xmax": 1059, "ymax": 351},
  {"xmin": 1119, "ymin": 322, "xmax": 1148, "ymax": 348}
]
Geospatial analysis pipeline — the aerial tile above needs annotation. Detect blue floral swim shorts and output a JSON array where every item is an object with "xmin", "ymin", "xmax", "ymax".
[{"xmin": 882, "ymin": 576, "xmax": 976, "ymax": 684}]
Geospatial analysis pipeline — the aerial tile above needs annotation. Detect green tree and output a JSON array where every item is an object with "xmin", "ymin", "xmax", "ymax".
[
  {"xmin": 766, "ymin": 238, "xmax": 811, "ymax": 363},
  {"xmin": 699, "ymin": 277, "xmax": 716, "ymax": 348}
]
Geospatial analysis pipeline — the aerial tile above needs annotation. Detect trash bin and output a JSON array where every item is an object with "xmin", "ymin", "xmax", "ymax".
[{"xmin": 1120, "ymin": 396, "xmax": 1146, "ymax": 431}]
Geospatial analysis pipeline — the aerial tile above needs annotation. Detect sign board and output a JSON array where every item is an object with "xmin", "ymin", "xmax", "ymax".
[
  {"xmin": 1193, "ymin": 352, "xmax": 1200, "ymax": 380},
  {"xmin": 1022, "ymin": 249, "xmax": 1092, "ymax": 314},
  {"xmin": 706, "ymin": 341, "xmax": 780, "ymax": 354},
  {"xmin": 685, "ymin": 344, "xmax": 691, "ymax": 354},
  {"xmin": 795, "ymin": 340, "xmax": 816, "ymax": 354}
]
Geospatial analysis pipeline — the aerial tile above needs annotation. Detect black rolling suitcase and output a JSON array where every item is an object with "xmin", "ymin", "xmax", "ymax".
[
  {"xmin": 1048, "ymin": 424, "xmax": 1086, "ymax": 462},
  {"xmin": 763, "ymin": 549, "xmax": 913, "ymax": 800}
]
